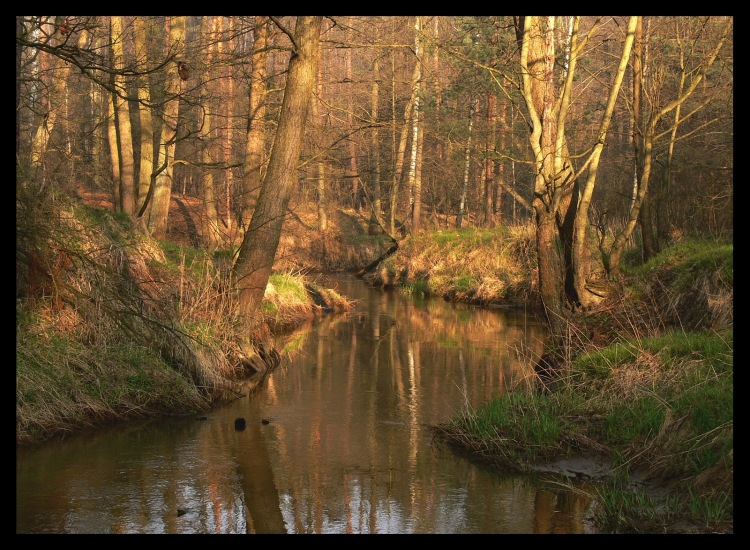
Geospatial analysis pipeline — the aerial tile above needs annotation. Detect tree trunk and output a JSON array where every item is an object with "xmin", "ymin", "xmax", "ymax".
[
  {"xmin": 313, "ymin": 62, "xmax": 327, "ymax": 232},
  {"xmin": 483, "ymin": 93, "xmax": 496, "ymax": 227},
  {"xmin": 241, "ymin": 16, "xmax": 269, "ymax": 234},
  {"xmin": 200, "ymin": 16, "xmax": 223, "ymax": 251},
  {"xmin": 456, "ymin": 97, "xmax": 476, "ymax": 229},
  {"xmin": 389, "ymin": 49, "xmax": 419, "ymax": 236},
  {"xmin": 407, "ymin": 16, "xmax": 422, "ymax": 233},
  {"xmin": 133, "ymin": 17, "xmax": 156, "ymax": 211},
  {"xmin": 233, "ymin": 16, "xmax": 323, "ymax": 326},
  {"xmin": 345, "ymin": 20, "xmax": 362, "ymax": 212},
  {"xmin": 412, "ymin": 115, "xmax": 425, "ymax": 233},
  {"xmin": 519, "ymin": 16, "xmax": 567, "ymax": 327},
  {"xmin": 110, "ymin": 16, "xmax": 136, "ymax": 216},
  {"xmin": 367, "ymin": 39, "xmax": 384, "ymax": 236},
  {"xmin": 569, "ymin": 16, "xmax": 637, "ymax": 307},
  {"xmin": 148, "ymin": 16, "xmax": 186, "ymax": 239},
  {"xmin": 222, "ymin": 17, "xmax": 236, "ymax": 236}
]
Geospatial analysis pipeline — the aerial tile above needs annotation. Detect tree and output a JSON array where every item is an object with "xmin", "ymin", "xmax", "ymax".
[
  {"xmin": 147, "ymin": 16, "xmax": 186, "ymax": 239},
  {"xmin": 133, "ymin": 17, "xmax": 157, "ymax": 210},
  {"xmin": 407, "ymin": 16, "xmax": 424, "ymax": 232},
  {"xmin": 241, "ymin": 16, "xmax": 270, "ymax": 234},
  {"xmin": 110, "ymin": 16, "xmax": 136, "ymax": 216},
  {"xmin": 456, "ymin": 96, "xmax": 476, "ymax": 229},
  {"xmin": 199, "ymin": 16, "xmax": 223, "ymax": 251},
  {"xmin": 366, "ymin": 28, "xmax": 385, "ymax": 236},
  {"xmin": 607, "ymin": 16, "xmax": 733, "ymax": 276},
  {"xmin": 516, "ymin": 16, "xmax": 637, "ymax": 329},
  {"xmin": 233, "ymin": 16, "xmax": 323, "ymax": 328}
]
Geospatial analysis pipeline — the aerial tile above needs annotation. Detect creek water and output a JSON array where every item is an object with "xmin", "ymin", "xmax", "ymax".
[{"xmin": 17, "ymin": 274, "xmax": 596, "ymax": 534}]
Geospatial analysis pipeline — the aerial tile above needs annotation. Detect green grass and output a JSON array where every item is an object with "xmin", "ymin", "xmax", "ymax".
[
  {"xmin": 269, "ymin": 272, "xmax": 308, "ymax": 302},
  {"xmin": 623, "ymin": 239, "xmax": 733, "ymax": 287},
  {"xmin": 432, "ymin": 324, "xmax": 733, "ymax": 532}
]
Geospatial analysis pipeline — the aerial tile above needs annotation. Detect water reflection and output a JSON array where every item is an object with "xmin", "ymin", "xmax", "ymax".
[{"xmin": 17, "ymin": 275, "xmax": 594, "ymax": 533}]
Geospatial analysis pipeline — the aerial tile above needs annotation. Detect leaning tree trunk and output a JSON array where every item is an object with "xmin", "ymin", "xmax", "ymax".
[{"xmin": 233, "ymin": 16, "xmax": 323, "ymax": 328}]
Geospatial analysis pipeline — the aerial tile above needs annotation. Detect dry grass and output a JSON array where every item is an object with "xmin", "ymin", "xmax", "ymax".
[
  {"xmin": 16, "ymin": 191, "xmax": 363, "ymax": 444},
  {"xmin": 370, "ymin": 224, "xmax": 537, "ymax": 305}
]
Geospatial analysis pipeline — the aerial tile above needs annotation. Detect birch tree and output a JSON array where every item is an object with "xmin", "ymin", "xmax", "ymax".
[{"xmin": 407, "ymin": 16, "xmax": 423, "ymax": 233}]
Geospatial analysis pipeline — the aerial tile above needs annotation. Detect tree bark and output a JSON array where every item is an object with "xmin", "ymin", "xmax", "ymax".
[
  {"xmin": 389, "ymin": 48, "xmax": 419, "ymax": 236},
  {"xmin": 110, "ymin": 16, "xmax": 136, "ymax": 216},
  {"xmin": 201, "ymin": 16, "xmax": 223, "ymax": 250},
  {"xmin": 367, "ymin": 38, "xmax": 384, "ymax": 236},
  {"xmin": 570, "ymin": 16, "xmax": 638, "ymax": 306},
  {"xmin": 241, "ymin": 16, "xmax": 270, "ymax": 234},
  {"xmin": 407, "ymin": 16, "xmax": 423, "ymax": 233},
  {"xmin": 133, "ymin": 17, "xmax": 156, "ymax": 211},
  {"xmin": 313, "ymin": 61, "xmax": 327, "ymax": 232},
  {"xmin": 456, "ymin": 97, "xmax": 476, "ymax": 229},
  {"xmin": 233, "ymin": 16, "xmax": 323, "ymax": 326},
  {"xmin": 148, "ymin": 16, "xmax": 186, "ymax": 239}
]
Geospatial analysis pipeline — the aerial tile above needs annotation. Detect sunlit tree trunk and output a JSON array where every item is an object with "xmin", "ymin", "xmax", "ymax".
[
  {"xmin": 407, "ymin": 16, "xmax": 422, "ymax": 233},
  {"xmin": 432, "ymin": 17, "xmax": 444, "ymax": 165},
  {"xmin": 519, "ymin": 16, "xmax": 567, "ymax": 326},
  {"xmin": 313, "ymin": 62, "xmax": 327, "ymax": 232},
  {"xmin": 367, "ymin": 37, "xmax": 384, "ymax": 236},
  {"xmin": 241, "ymin": 16, "xmax": 269, "ymax": 234},
  {"xmin": 389, "ymin": 46, "xmax": 419, "ymax": 236},
  {"xmin": 483, "ymin": 93, "xmax": 496, "ymax": 227},
  {"xmin": 222, "ymin": 17, "xmax": 236, "ymax": 236},
  {"xmin": 148, "ymin": 16, "xmax": 186, "ymax": 239},
  {"xmin": 345, "ymin": 20, "xmax": 362, "ymax": 212},
  {"xmin": 133, "ymin": 17, "xmax": 156, "ymax": 210},
  {"xmin": 233, "ymin": 16, "xmax": 322, "ymax": 327},
  {"xmin": 110, "ymin": 16, "xmax": 136, "ymax": 216},
  {"xmin": 412, "ymin": 116, "xmax": 425, "ymax": 233},
  {"xmin": 570, "ymin": 16, "xmax": 637, "ymax": 304},
  {"xmin": 456, "ymin": 97, "xmax": 476, "ymax": 229},
  {"xmin": 201, "ymin": 16, "xmax": 223, "ymax": 250}
]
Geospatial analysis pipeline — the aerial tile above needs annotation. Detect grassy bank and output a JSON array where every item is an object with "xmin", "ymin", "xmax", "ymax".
[
  {"xmin": 16, "ymin": 199, "xmax": 353, "ymax": 445},
  {"xmin": 428, "ymin": 238, "xmax": 733, "ymax": 533}
]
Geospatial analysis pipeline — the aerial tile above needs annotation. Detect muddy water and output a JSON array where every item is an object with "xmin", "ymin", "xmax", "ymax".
[{"xmin": 16, "ymin": 274, "xmax": 595, "ymax": 533}]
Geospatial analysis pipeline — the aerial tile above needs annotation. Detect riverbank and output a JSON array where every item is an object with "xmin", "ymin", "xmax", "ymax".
[
  {"xmin": 424, "ymin": 238, "xmax": 734, "ymax": 533},
  {"xmin": 17, "ymin": 192, "xmax": 732, "ymax": 533},
  {"xmin": 16, "ymin": 195, "xmax": 356, "ymax": 446}
]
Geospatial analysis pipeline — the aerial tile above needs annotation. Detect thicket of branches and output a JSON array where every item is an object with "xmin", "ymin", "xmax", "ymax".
[{"xmin": 16, "ymin": 16, "xmax": 733, "ymax": 273}]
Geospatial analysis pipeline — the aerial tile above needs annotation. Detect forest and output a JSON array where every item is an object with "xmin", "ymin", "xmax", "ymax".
[
  {"xmin": 16, "ymin": 16, "xmax": 733, "ymax": 533},
  {"xmin": 16, "ymin": 16, "xmax": 732, "ymax": 277}
]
